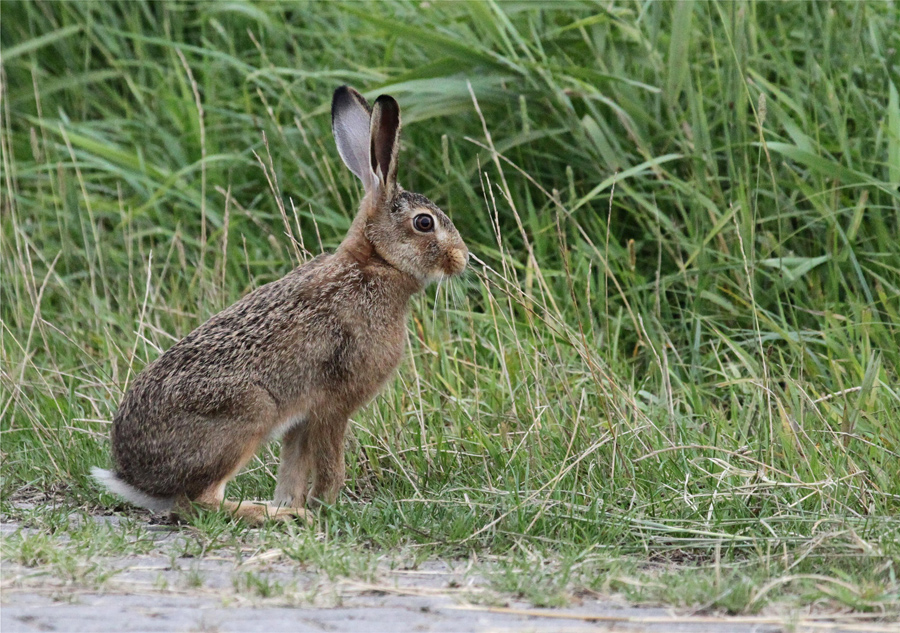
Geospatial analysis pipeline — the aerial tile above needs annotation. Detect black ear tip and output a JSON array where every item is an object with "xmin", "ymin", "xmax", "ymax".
[
  {"xmin": 332, "ymin": 85, "xmax": 371, "ymax": 120},
  {"xmin": 332, "ymin": 85, "xmax": 351, "ymax": 116},
  {"xmin": 373, "ymin": 94, "xmax": 400, "ymax": 113}
]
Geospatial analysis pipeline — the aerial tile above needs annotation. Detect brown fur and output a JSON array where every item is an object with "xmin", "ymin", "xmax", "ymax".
[{"xmin": 96, "ymin": 86, "xmax": 467, "ymax": 524}]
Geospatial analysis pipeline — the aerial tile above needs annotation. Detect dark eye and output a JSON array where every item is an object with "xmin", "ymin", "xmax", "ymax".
[{"xmin": 413, "ymin": 214, "xmax": 434, "ymax": 232}]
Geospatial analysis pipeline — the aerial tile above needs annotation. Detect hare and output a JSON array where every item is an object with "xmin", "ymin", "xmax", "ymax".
[{"xmin": 92, "ymin": 86, "xmax": 468, "ymax": 524}]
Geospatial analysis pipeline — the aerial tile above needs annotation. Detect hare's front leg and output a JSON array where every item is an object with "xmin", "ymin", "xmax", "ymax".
[
  {"xmin": 307, "ymin": 413, "xmax": 349, "ymax": 506},
  {"xmin": 274, "ymin": 423, "xmax": 311, "ymax": 508}
]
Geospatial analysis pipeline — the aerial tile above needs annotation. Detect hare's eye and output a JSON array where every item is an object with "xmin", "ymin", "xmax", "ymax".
[{"xmin": 413, "ymin": 214, "xmax": 434, "ymax": 233}]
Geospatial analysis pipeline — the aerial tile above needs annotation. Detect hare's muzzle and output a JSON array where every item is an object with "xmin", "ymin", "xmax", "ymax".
[{"xmin": 445, "ymin": 246, "xmax": 469, "ymax": 276}]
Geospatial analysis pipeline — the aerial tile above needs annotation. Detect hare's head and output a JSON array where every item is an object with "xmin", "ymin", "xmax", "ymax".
[{"xmin": 332, "ymin": 86, "xmax": 468, "ymax": 284}]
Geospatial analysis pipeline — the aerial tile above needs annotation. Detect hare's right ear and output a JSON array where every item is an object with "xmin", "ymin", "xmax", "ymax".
[
  {"xmin": 332, "ymin": 86, "xmax": 377, "ymax": 193},
  {"xmin": 369, "ymin": 95, "xmax": 400, "ymax": 198}
]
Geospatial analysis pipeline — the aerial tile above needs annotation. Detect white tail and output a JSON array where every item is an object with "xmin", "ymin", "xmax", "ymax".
[{"xmin": 91, "ymin": 467, "xmax": 174, "ymax": 512}]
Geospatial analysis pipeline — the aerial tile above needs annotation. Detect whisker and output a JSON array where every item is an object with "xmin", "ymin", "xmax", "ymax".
[{"xmin": 433, "ymin": 277, "xmax": 443, "ymax": 326}]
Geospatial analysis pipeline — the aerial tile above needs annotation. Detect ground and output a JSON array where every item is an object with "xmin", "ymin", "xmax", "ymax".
[{"xmin": 2, "ymin": 509, "xmax": 894, "ymax": 633}]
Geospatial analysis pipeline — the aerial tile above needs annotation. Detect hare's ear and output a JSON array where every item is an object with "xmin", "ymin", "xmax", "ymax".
[
  {"xmin": 332, "ymin": 86, "xmax": 377, "ymax": 193},
  {"xmin": 369, "ymin": 95, "xmax": 401, "ymax": 197}
]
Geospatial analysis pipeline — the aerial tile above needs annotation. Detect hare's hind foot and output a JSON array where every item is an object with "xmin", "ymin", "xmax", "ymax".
[
  {"xmin": 178, "ymin": 483, "xmax": 311, "ymax": 526},
  {"xmin": 222, "ymin": 499, "xmax": 310, "ymax": 525},
  {"xmin": 175, "ymin": 497, "xmax": 310, "ymax": 526}
]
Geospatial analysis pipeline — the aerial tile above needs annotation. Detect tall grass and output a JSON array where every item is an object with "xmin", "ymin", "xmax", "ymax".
[{"xmin": 2, "ymin": 0, "xmax": 899, "ymax": 611}]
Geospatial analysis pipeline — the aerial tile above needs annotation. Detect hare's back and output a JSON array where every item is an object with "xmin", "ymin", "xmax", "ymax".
[{"xmin": 143, "ymin": 256, "xmax": 332, "ymax": 376}]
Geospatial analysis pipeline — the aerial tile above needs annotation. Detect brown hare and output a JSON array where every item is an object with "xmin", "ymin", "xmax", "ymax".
[{"xmin": 93, "ymin": 86, "xmax": 468, "ymax": 524}]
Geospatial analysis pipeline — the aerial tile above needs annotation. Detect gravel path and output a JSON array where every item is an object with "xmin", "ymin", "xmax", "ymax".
[{"xmin": 1, "ymin": 518, "xmax": 892, "ymax": 633}]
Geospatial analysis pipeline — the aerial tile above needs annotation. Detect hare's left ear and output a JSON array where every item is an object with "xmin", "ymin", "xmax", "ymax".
[
  {"xmin": 369, "ymin": 95, "xmax": 401, "ymax": 197},
  {"xmin": 332, "ymin": 86, "xmax": 377, "ymax": 194}
]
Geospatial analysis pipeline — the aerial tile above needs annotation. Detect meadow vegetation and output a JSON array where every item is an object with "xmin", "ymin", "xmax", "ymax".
[{"xmin": 2, "ymin": 0, "xmax": 899, "ymax": 614}]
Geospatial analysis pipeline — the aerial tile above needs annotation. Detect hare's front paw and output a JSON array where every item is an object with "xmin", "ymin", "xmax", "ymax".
[
  {"xmin": 272, "ymin": 490, "xmax": 306, "ymax": 509},
  {"xmin": 266, "ymin": 503, "xmax": 312, "ymax": 525}
]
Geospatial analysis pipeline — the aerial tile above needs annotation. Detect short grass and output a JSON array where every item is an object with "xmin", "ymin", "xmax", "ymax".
[{"xmin": 2, "ymin": 0, "xmax": 899, "ymax": 617}]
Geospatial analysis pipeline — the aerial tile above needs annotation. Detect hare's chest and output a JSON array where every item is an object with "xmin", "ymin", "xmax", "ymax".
[
  {"xmin": 323, "ymin": 311, "xmax": 406, "ymax": 401},
  {"xmin": 344, "ymin": 317, "xmax": 406, "ymax": 379}
]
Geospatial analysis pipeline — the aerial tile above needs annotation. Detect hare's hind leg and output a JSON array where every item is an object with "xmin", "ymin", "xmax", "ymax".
[
  {"xmin": 201, "ymin": 436, "xmax": 310, "ymax": 525},
  {"xmin": 178, "ymin": 385, "xmax": 308, "ymax": 525}
]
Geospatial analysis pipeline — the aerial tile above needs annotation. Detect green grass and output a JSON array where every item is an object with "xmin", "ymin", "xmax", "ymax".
[{"xmin": 2, "ymin": 0, "xmax": 899, "ymax": 616}]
